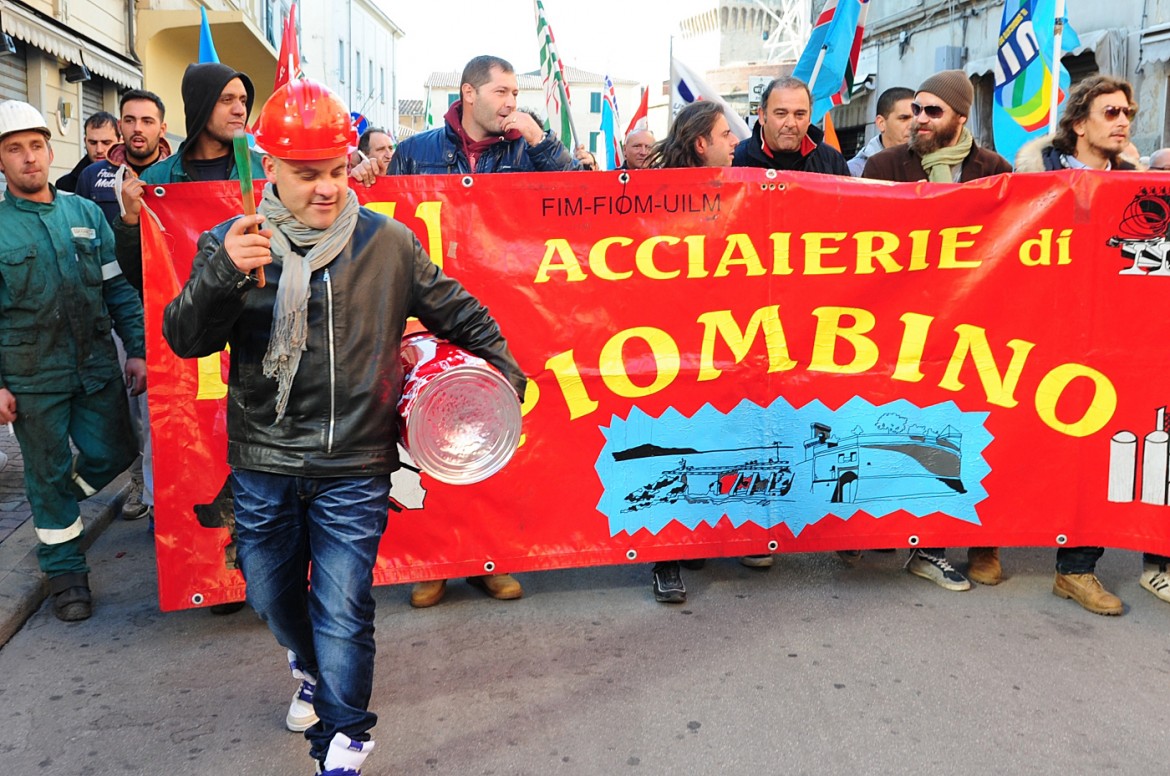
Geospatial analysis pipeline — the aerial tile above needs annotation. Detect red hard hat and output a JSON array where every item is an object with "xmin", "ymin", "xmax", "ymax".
[{"xmin": 253, "ymin": 78, "xmax": 356, "ymax": 160}]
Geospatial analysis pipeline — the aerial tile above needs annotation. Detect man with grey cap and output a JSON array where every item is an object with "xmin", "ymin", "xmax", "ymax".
[
  {"xmin": 863, "ymin": 70, "xmax": 1010, "ymax": 594},
  {"xmin": 0, "ymin": 100, "xmax": 146, "ymax": 621},
  {"xmin": 863, "ymin": 69, "xmax": 1011, "ymax": 182}
]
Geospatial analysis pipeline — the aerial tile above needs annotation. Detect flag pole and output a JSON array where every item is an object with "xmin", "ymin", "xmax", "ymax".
[{"xmin": 1048, "ymin": 0, "xmax": 1066, "ymax": 136}]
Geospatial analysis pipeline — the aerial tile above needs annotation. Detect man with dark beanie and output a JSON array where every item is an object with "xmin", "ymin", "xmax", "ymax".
[
  {"xmin": 863, "ymin": 69, "xmax": 1010, "ymax": 594},
  {"xmin": 863, "ymin": 69, "xmax": 1011, "ymax": 182},
  {"xmin": 110, "ymin": 62, "xmax": 266, "ymax": 622}
]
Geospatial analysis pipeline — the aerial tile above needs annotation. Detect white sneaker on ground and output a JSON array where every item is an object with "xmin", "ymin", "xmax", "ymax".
[
  {"xmin": 317, "ymin": 732, "xmax": 374, "ymax": 775},
  {"xmin": 1140, "ymin": 563, "xmax": 1170, "ymax": 604},
  {"xmin": 286, "ymin": 650, "xmax": 319, "ymax": 733}
]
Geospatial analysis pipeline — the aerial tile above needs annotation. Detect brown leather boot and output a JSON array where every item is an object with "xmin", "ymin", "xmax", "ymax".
[
  {"xmin": 410, "ymin": 579, "xmax": 447, "ymax": 608},
  {"xmin": 1053, "ymin": 572, "xmax": 1123, "ymax": 615},
  {"xmin": 967, "ymin": 547, "xmax": 1002, "ymax": 585},
  {"xmin": 467, "ymin": 573, "xmax": 523, "ymax": 600}
]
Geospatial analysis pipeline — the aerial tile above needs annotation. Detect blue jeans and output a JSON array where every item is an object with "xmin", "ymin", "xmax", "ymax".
[
  {"xmin": 230, "ymin": 469, "xmax": 390, "ymax": 761},
  {"xmin": 1056, "ymin": 546, "xmax": 1104, "ymax": 574}
]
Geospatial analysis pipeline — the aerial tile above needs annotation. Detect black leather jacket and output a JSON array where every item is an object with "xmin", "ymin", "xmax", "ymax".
[{"xmin": 163, "ymin": 209, "xmax": 526, "ymax": 476}]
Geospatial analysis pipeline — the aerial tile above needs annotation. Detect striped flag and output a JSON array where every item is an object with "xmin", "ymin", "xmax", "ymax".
[
  {"xmin": 792, "ymin": 0, "xmax": 870, "ymax": 124},
  {"xmin": 600, "ymin": 74, "xmax": 623, "ymax": 169},
  {"xmin": 534, "ymin": 0, "xmax": 578, "ymax": 150},
  {"xmin": 993, "ymin": 0, "xmax": 1080, "ymax": 164},
  {"xmin": 670, "ymin": 56, "xmax": 750, "ymax": 141}
]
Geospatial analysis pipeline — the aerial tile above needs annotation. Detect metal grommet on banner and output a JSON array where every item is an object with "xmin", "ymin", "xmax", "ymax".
[
  {"xmin": 908, "ymin": 535, "xmax": 920, "ymax": 546},
  {"xmin": 152, "ymin": 186, "xmax": 166, "ymax": 197},
  {"xmin": 777, "ymin": 183, "xmax": 787, "ymax": 190},
  {"xmin": 765, "ymin": 169, "xmax": 778, "ymax": 179},
  {"xmin": 626, "ymin": 549, "xmax": 637, "ymax": 560},
  {"xmin": 1055, "ymin": 534, "xmax": 1068, "ymax": 545},
  {"xmin": 767, "ymin": 540, "xmax": 778, "ymax": 552},
  {"xmin": 618, "ymin": 172, "xmax": 630, "ymax": 184},
  {"xmin": 191, "ymin": 593, "xmax": 204, "ymax": 605},
  {"xmin": 483, "ymin": 561, "xmax": 496, "ymax": 573},
  {"xmin": 461, "ymin": 175, "xmax": 474, "ymax": 188}
]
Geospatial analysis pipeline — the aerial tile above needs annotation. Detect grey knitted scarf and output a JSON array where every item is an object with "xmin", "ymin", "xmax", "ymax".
[{"xmin": 257, "ymin": 183, "xmax": 360, "ymax": 422}]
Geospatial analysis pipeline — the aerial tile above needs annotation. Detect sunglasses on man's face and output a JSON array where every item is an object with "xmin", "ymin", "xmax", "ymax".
[
  {"xmin": 910, "ymin": 102, "xmax": 946, "ymax": 119},
  {"xmin": 1100, "ymin": 105, "xmax": 1137, "ymax": 121}
]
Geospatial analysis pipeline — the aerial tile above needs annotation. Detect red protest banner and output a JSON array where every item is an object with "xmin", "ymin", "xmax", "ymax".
[{"xmin": 143, "ymin": 169, "xmax": 1170, "ymax": 611}]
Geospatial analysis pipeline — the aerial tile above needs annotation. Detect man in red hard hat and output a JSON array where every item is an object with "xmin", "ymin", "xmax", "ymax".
[{"xmin": 163, "ymin": 79, "xmax": 526, "ymax": 776}]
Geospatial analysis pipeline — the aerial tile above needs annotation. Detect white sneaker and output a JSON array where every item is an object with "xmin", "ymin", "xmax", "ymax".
[
  {"xmin": 1140, "ymin": 563, "xmax": 1170, "ymax": 604},
  {"xmin": 286, "ymin": 650, "xmax": 319, "ymax": 732},
  {"xmin": 317, "ymin": 732, "xmax": 374, "ymax": 775}
]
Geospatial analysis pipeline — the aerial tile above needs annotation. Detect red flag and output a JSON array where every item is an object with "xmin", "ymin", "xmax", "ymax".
[
  {"xmin": 624, "ymin": 87, "xmax": 648, "ymax": 138},
  {"xmin": 273, "ymin": 3, "xmax": 303, "ymax": 91}
]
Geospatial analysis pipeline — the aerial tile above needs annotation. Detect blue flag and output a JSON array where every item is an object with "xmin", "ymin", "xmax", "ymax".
[
  {"xmin": 199, "ymin": 8, "xmax": 220, "ymax": 64},
  {"xmin": 792, "ymin": 0, "xmax": 870, "ymax": 124},
  {"xmin": 993, "ymin": 0, "xmax": 1080, "ymax": 164}
]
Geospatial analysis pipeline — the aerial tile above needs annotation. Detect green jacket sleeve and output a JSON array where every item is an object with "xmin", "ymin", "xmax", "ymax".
[{"xmin": 100, "ymin": 216, "xmax": 146, "ymax": 359}]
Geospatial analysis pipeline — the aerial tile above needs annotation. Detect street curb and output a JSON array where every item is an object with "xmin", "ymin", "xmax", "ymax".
[{"xmin": 0, "ymin": 472, "xmax": 132, "ymax": 647}]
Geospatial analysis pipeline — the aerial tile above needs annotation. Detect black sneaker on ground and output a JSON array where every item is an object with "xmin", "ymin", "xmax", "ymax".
[
  {"xmin": 652, "ymin": 561, "xmax": 686, "ymax": 603},
  {"xmin": 210, "ymin": 601, "xmax": 247, "ymax": 615},
  {"xmin": 905, "ymin": 549, "xmax": 971, "ymax": 591}
]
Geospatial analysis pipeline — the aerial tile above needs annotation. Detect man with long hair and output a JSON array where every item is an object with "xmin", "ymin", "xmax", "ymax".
[
  {"xmin": 641, "ymin": 100, "xmax": 737, "ymax": 602},
  {"xmin": 647, "ymin": 101, "xmax": 738, "ymax": 169},
  {"xmin": 1015, "ymin": 74, "xmax": 1141, "ymax": 616},
  {"xmin": 1014, "ymin": 74, "xmax": 1137, "ymax": 173}
]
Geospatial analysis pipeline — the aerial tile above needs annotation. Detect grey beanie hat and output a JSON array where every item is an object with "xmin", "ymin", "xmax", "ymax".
[{"xmin": 917, "ymin": 70, "xmax": 974, "ymax": 117}]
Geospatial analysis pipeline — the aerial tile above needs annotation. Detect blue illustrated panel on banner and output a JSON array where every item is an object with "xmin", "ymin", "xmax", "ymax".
[{"xmin": 595, "ymin": 398, "xmax": 992, "ymax": 536}]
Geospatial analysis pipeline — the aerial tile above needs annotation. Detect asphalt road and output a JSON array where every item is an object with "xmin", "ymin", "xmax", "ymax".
[{"xmin": 1, "ymin": 516, "xmax": 1168, "ymax": 775}]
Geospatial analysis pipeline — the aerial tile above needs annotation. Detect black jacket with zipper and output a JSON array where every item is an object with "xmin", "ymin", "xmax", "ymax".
[{"xmin": 163, "ymin": 207, "xmax": 525, "ymax": 477}]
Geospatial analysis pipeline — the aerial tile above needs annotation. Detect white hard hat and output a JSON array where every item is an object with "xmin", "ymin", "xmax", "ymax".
[{"xmin": 0, "ymin": 100, "xmax": 50, "ymax": 141}]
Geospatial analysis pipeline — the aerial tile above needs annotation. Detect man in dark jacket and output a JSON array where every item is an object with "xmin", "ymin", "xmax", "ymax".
[
  {"xmin": 55, "ymin": 110, "xmax": 119, "ymax": 192},
  {"xmin": 732, "ymin": 76, "xmax": 849, "ymax": 176},
  {"xmin": 75, "ymin": 89, "xmax": 172, "ymax": 227},
  {"xmin": 163, "ymin": 79, "xmax": 525, "ymax": 776},
  {"xmin": 862, "ymin": 69, "xmax": 1010, "ymax": 595},
  {"xmin": 389, "ymin": 54, "xmax": 578, "ymax": 175},
  {"xmin": 74, "ymin": 89, "xmax": 172, "ymax": 525},
  {"xmin": 391, "ymin": 54, "xmax": 573, "ymax": 608},
  {"xmin": 863, "ymin": 69, "xmax": 1012, "ymax": 182}
]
